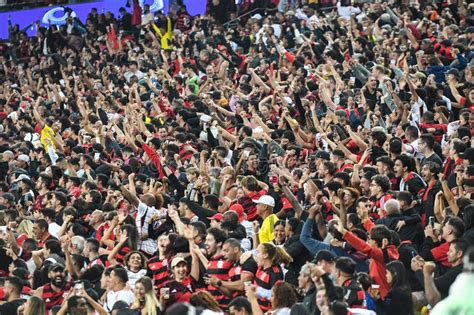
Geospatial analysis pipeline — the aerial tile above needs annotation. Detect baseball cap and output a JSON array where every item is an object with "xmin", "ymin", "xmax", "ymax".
[
  {"xmin": 48, "ymin": 263, "xmax": 65, "ymax": 272},
  {"xmin": 17, "ymin": 154, "xmax": 30, "ymax": 163},
  {"xmin": 14, "ymin": 174, "xmax": 31, "ymax": 182},
  {"xmin": 229, "ymin": 204, "xmax": 244, "ymax": 222},
  {"xmin": 459, "ymin": 147, "xmax": 474, "ymax": 163},
  {"xmin": 313, "ymin": 250, "xmax": 337, "ymax": 263},
  {"xmin": 208, "ymin": 213, "xmax": 223, "ymax": 221},
  {"xmin": 253, "ymin": 195, "xmax": 275, "ymax": 207},
  {"xmin": 171, "ymin": 256, "xmax": 187, "ymax": 268},
  {"xmin": 314, "ymin": 150, "xmax": 330, "ymax": 161}
]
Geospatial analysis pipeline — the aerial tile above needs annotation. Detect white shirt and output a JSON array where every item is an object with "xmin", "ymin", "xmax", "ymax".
[
  {"xmin": 49, "ymin": 222, "xmax": 61, "ymax": 238},
  {"xmin": 337, "ymin": 2, "xmax": 361, "ymax": 20},
  {"xmin": 104, "ymin": 288, "xmax": 133, "ymax": 312},
  {"xmin": 127, "ymin": 268, "xmax": 147, "ymax": 288},
  {"xmin": 136, "ymin": 202, "xmax": 159, "ymax": 255}
]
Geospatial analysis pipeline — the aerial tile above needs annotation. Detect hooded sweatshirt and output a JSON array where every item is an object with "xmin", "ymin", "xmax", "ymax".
[{"xmin": 343, "ymin": 231, "xmax": 399, "ymax": 299}]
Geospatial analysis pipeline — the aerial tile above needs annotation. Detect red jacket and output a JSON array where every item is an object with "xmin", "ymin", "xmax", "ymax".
[{"xmin": 343, "ymin": 231, "xmax": 399, "ymax": 299}]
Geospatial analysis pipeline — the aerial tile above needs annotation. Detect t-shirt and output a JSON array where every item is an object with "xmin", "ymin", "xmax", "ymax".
[
  {"xmin": 259, "ymin": 214, "xmax": 279, "ymax": 244},
  {"xmin": 104, "ymin": 288, "xmax": 134, "ymax": 312},
  {"xmin": 0, "ymin": 299, "xmax": 25, "ymax": 314}
]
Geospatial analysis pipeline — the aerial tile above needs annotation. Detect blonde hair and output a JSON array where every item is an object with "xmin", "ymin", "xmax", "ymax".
[
  {"xmin": 17, "ymin": 220, "xmax": 35, "ymax": 238},
  {"xmin": 131, "ymin": 277, "xmax": 160, "ymax": 315}
]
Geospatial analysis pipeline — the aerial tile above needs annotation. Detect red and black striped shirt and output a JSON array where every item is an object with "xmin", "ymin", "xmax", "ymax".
[
  {"xmin": 115, "ymin": 245, "xmax": 131, "ymax": 264},
  {"xmin": 253, "ymin": 265, "xmax": 283, "ymax": 312},
  {"xmin": 228, "ymin": 257, "xmax": 258, "ymax": 297},
  {"xmin": 147, "ymin": 256, "xmax": 171, "ymax": 290},
  {"xmin": 207, "ymin": 254, "xmax": 232, "ymax": 309},
  {"xmin": 41, "ymin": 282, "xmax": 71, "ymax": 311}
]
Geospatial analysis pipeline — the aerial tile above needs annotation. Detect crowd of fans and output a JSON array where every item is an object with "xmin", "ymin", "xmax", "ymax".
[{"xmin": 0, "ymin": 0, "xmax": 473, "ymax": 314}]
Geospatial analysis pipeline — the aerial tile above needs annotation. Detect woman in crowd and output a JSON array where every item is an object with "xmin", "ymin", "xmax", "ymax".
[
  {"xmin": 131, "ymin": 276, "xmax": 161, "ymax": 315},
  {"xmin": 373, "ymin": 260, "xmax": 414, "ymax": 315}
]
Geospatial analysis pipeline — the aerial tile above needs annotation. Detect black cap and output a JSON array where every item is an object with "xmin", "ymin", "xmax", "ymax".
[
  {"xmin": 447, "ymin": 68, "xmax": 460, "ymax": 78},
  {"xmin": 313, "ymin": 250, "xmax": 337, "ymax": 263},
  {"xmin": 459, "ymin": 147, "xmax": 474, "ymax": 162},
  {"xmin": 48, "ymin": 263, "xmax": 65, "ymax": 272},
  {"xmin": 315, "ymin": 150, "xmax": 330, "ymax": 161}
]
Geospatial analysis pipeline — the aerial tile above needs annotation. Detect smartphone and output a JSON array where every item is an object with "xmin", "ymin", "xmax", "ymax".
[
  {"xmin": 74, "ymin": 281, "xmax": 83, "ymax": 294},
  {"xmin": 94, "ymin": 152, "xmax": 100, "ymax": 162},
  {"xmin": 242, "ymin": 150, "xmax": 250, "ymax": 159},
  {"xmin": 349, "ymin": 76, "xmax": 356, "ymax": 86},
  {"xmin": 161, "ymin": 287, "xmax": 170, "ymax": 299},
  {"xmin": 428, "ymin": 216, "xmax": 435, "ymax": 227}
]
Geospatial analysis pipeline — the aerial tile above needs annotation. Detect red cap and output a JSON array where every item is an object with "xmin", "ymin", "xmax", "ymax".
[
  {"xmin": 208, "ymin": 213, "xmax": 223, "ymax": 221},
  {"xmin": 229, "ymin": 204, "xmax": 244, "ymax": 222}
]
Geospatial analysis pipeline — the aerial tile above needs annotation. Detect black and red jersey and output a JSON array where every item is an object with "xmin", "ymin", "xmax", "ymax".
[
  {"xmin": 342, "ymin": 278, "xmax": 365, "ymax": 308},
  {"xmin": 147, "ymin": 256, "xmax": 171, "ymax": 290},
  {"xmin": 42, "ymin": 282, "xmax": 71, "ymax": 311},
  {"xmin": 253, "ymin": 264, "xmax": 284, "ymax": 312},
  {"xmin": 228, "ymin": 257, "xmax": 258, "ymax": 297},
  {"xmin": 207, "ymin": 254, "xmax": 232, "ymax": 309}
]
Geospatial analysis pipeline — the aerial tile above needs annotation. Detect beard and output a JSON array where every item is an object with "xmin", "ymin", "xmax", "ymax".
[{"xmin": 51, "ymin": 276, "xmax": 66, "ymax": 288}]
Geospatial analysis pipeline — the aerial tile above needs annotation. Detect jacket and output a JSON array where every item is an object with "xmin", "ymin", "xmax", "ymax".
[
  {"xmin": 284, "ymin": 233, "xmax": 312, "ymax": 286},
  {"xmin": 343, "ymin": 231, "xmax": 399, "ymax": 299},
  {"xmin": 300, "ymin": 218, "xmax": 369, "ymax": 272}
]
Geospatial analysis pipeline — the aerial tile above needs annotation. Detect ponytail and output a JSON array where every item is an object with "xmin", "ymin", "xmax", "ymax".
[{"xmin": 261, "ymin": 243, "xmax": 293, "ymax": 265}]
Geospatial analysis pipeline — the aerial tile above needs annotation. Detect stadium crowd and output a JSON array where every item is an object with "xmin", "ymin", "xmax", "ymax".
[{"xmin": 0, "ymin": 0, "xmax": 473, "ymax": 314}]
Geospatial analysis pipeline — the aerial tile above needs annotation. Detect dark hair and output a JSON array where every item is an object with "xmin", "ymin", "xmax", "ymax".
[
  {"xmin": 356, "ymin": 272, "xmax": 371, "ymax": 291},
  {"xmin": 323, "ymin": 161, "xmax": 336, "ymax": 176},
  {"xmin": 405, "ymin": 125, "xmax": 419, "ymax": 140},
  {"xmin": 422, "ymin": 161, "xmax": 441, "ymax": 175},
  {"xmin": 355, "ymin": 196, "xmax": 369, "ymax": 207},
  {"xmin": 463, "ymin": 204, "xmax": 474, "ymax": 230},
  {"xmin": 86, "ymin": 238, "xmax": 100, "ymax": 253},
  {"xmin": 451, "ymin": 239, "xmax": 469, "ymax": 256},
  {"xmin": 370, "ymin": 130, "xmax": 387, "ymax": 146},
  {"xmin": 35, "ymin": 219, "xmax": 49, "ymax": 231},
  {"xmin": 386, "ymin": 260, "xmax": 410, "ymax": 290},
  {"xmin": 223, "ymin": 238, "xmax": 241, "ymax": 250},
  {"xmin": 45, "ymin": 239, "xmax": 62, "ymax": 255},
  {"xmin": 228, "ymin": 296, "xmax": 252, "ymax": 313},
  {"xmin": 371, "ymin": 175, "xmax": 391, "ymax": 193},
  {"xmin": 397, "ymin": 191, "xmax": 413, "ymax": 204},
  {"xmin": 370, "ymin": 225, "xmax": 391, "ymax": 248},
  {"xmin": 335, "ymin": 257, "xmax": 356, "ymax": 275},
  {"xmin": 68, "ymin": 295, "xmax": 86, "ymax": 310},
  {"xmin": 376, "ymin": 156, "xmax": 394, "ymax": 169},
  {"xmin": 6, "ymin": 276, "xmax": 23, "ymax": 294},
  {"xmin": 120, "ymin": 224, "xmax": 139, "ymax": 250},
  {"xmin": 207, "ymin": 227, "xmax": 227, "ymax": 245},
  {"xmin": 112, "ymin": 267, "xmax": 128, "ymax": 284},
  {"xmin": 204, "ymin": 194, "xmax": 219, "ymax": 211},
  {"xmin": 447, "ymin": 217, "xmax": 465, "ymax": 239},
  {"xmin": 420, "ymin": 134, "xmax": 435, "ymax": 149},
  {"xmin": 395, "ymin": 154, "xmax": 415, "ymax": 172},
  {"xmin": 271, "ymin": 282, "xmax": 298, "ymax": 309}
]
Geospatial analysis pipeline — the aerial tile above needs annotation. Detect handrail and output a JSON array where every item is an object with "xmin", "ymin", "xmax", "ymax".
[{"xmin": 223, "ymin": 7, "xmax": 263, "ymax": 27}]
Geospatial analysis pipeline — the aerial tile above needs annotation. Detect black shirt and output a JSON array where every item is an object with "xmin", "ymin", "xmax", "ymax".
[
  {"xmin": 0, "ymin": 299, "xmax": 25, "ymax": 314},
  {"xmin": 421, "ymin": 152, "xmax": 443, "ymax": 167}
]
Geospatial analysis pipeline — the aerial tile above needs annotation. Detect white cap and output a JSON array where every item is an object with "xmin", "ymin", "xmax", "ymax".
[
  {"xmin": 200, "ymin": 114, "xmax": 212, "ymax": 123},
  {"xmin": 250, "ymin": 13, "xmax": 263, "ymax": 20},
  {"xmin": 15, "ymin": 174, "xmax": 31, "ymax": 182},
  {"xmin": 253, "ymin": 195, "xmax": 275, "ymax": 208},
  {"xmin": 18, "ymin": 154, "xmax": 30, "ymax": 163}
]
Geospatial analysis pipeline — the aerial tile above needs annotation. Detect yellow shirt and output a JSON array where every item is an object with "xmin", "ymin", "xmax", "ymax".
[
  {"xmin": 259, "ymin": 214, "xmax": 279, "ymax": 244},
  {"xmin": 152, "ymin": 17, "xmax": 173, "ymax": 50},
  {"xmin": 40, "ymin": 124, "xmax": 56, "ymax": 151}
]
